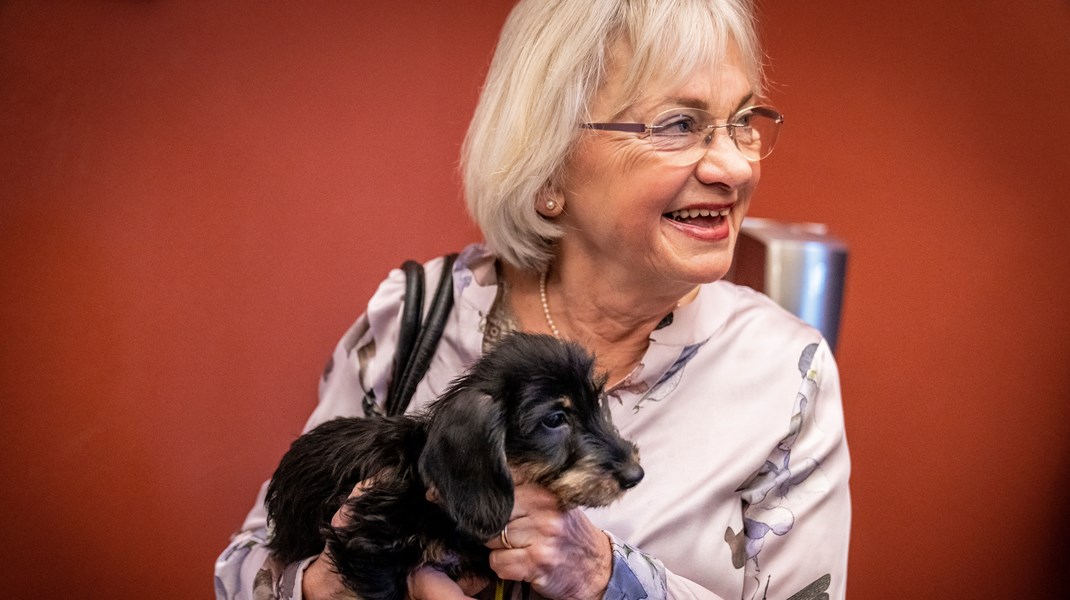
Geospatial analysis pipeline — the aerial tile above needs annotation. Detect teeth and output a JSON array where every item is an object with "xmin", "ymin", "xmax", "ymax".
[{"xmin": 668, "ymin": 207, "xmax": 731, "ymax": 220}]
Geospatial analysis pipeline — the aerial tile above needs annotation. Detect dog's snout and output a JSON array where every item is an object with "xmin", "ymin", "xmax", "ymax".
[{"xmin": 616, "ymin": 462, "xmax": 644, "ymax": 490}]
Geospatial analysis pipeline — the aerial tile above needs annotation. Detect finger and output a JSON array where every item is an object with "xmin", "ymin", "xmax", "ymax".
[
  {"xmin": 512, "ymin": 483, "xmax": 560, "ymax": 511},
  {"xmin": 487, "ymin": 523, "xmax": 528, "ymax": 551},
  {"xmin": 408, "ymin": 567, "xmax": 476, "ymax": 600},
  {"xmin": 303, "ymin": 550, "xmax": 357, "ymax": 599},
  {"xmin": 487, "ymin": 547, "xmax": 534, "ymax": 584},
  {"xmin": 331, "ymin": 479, "xmax": 375, "ymax": 527},
  {"xmin": 486, "ymin": 535, "xmax": 506, "ymax": 550},
  {"xmin": 455, "ymin": 574, "xmax": 490, "ymax": 597},
  {"xmin": 330, "ymin": 504, "xmax": 350, "ymax": 528}
]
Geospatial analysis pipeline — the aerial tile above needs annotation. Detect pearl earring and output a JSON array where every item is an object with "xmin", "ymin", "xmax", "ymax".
[{"xmin": 537, "ymin": 194, "xmax": 564, "ymax": 217}]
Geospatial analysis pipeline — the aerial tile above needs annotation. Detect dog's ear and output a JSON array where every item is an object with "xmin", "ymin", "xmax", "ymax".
[{"xmin": 418, "ymin": 388, "xmax": 513, "ymax": 541}]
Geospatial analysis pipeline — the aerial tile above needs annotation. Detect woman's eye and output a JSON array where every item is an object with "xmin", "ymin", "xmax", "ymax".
[
  {"xmin": 660, "ymin": 115, "xmax": 698, "ymax": 134},
  {"xmin": 541, "ymin": 412, "xmax": 567, "ymax": 429},
  {"xmin": 733, "ymin": 113, "xmax": 753, "ymax": 127}
]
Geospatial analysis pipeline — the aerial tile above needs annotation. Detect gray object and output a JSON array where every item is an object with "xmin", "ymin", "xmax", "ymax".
[{"xmin": 725, "ymin": 218, "xmax": 849, "ymax": 351}]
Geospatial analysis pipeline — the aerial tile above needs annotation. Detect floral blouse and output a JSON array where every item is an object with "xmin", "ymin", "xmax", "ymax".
[{"xmin": 215, "ymin": 244, "xmax": 851, "ymax": 600}]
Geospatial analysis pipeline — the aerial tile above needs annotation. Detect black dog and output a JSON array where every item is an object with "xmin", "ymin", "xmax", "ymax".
[{"xmin": 265, "ymin": 332, "xmax": 643, "ymax": 600}]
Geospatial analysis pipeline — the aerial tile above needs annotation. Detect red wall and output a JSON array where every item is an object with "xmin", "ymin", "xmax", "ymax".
[{"xmin": 2, "ymin": 1, "xmax": 1068, "ymax": 598}]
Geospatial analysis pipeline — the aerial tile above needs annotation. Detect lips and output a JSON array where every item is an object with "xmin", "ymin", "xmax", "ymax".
[
  {"xmin": 666, "ymin": 207, "xmax": 731, "ymax": 220},
  {"xmin": 662, "ymin": 205, "xmax": 733, "ymax": 241}
]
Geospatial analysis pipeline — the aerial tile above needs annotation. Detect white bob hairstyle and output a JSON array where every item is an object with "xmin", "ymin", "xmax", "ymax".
[{"xmin": 462, "ymin": 0, "xmax": 765, "ymax": 272}]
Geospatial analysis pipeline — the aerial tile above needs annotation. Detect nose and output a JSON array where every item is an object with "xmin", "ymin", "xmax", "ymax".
[
  {"xmin": 693, "ymin": 127, "xmax": 756, "ymax": 188},
  {"xmin": 616, "ymin": 462, "xmax": 645, "ymax": 490}
]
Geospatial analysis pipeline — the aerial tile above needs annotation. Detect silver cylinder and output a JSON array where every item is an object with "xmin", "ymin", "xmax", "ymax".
[{"xmin": 725, "ymin": 218, "xmax": 849, "ymax": 351}]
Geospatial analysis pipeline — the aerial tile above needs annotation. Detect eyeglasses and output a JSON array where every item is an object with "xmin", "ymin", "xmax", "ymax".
[{"xmin": 581, "ymin": 105, "xmax": 783, "ymax": 165}]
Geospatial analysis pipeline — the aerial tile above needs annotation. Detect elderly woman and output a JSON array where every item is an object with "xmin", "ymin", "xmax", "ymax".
[{"xmin": 216, "ymin": 0, "xmax": 850, "ymax": 599}]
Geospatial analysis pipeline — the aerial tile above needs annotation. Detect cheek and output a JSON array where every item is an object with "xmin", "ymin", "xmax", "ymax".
[
  {"xmin": 729, "ymin": 161, "xmax": 760, "ymax": 223},
  {"xmin": 509, "ymin": 430, "xmax": 573, "ymax": 483},
  {"xmin": 605, "ymin": 140, "xmax": 659, "ymax": 173},
  {"xmin": 565, "ymin": 162, "xmax": 690, "ymax": 236},
  {"xmin": 563, "ymin": 139, "xmax": 668, "ymax": 204},
  {"xmin": 750, "ymin": 160, "xmax": 762, "ymax": 187}
]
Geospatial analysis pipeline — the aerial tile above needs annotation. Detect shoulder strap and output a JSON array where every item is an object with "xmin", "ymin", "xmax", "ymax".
[
  {"xmin": 384, "ymin": 253, "xmax": 458, "ymax": 416},
  {"xmin": 389, "ymin": 260, "xmax": 425, "ymax": 403}
]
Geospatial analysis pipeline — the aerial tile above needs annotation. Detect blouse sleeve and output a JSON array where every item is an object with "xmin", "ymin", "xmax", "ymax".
[
  {"xmin": 213, "ymin": 480, "xmax": 316, "ymax": 600},
  {"xmin": 603, "ymin": 535, "xmax": 729, "ymax": 600},
  {"xmin": 600, "ymin": 340, "xmax": 850, "ymax": 600},
  {"xmin": 732, "ymin": 340, "xmax": 850, "ymax": 600},
  {"xmin": 215, "ymin": 295, "xmax": 397, "ymax": 599}
]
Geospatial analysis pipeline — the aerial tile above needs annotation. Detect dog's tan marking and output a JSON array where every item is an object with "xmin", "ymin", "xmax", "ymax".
[{"xmin": 548, "ymin": 458, "xmax": 628, "ymax": 508}]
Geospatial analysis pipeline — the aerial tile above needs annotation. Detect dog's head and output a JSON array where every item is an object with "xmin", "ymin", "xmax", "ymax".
[{"xmin": 417, "ymin": 332, "xmax": 643, "ymax": 541}]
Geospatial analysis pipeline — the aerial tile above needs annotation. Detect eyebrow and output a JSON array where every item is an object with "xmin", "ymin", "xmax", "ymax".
[
  {"xmin": 734, "ymin": 92, "xmax": 756, "ymax": 112},
  {"xmin": 662, "ymin": 96, "xmax": 709, "ymax": 111},
  {"xmin": 649, "ymin": 91, "xmax": 756, "ymax": 115}
]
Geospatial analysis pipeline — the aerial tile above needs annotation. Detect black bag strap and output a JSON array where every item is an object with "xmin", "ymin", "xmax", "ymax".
[
  {"xmin": 384, "ymin": 253, "xmax": 457, "ymax": 416},
  {"xmin": 389, "ymin": 260, "xmax": 425, "ymax": 402}
]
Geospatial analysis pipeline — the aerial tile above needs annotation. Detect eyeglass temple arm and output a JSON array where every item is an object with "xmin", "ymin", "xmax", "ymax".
[
  {"xmin": 749, "ymin": 106, "xmax": 784, "ymax": 123},
  {"xmin": 581, "ymin": 106, "xmax": 783, "ymax": 131},
  {"xmin": 580, "ymin": 122, "xmax": 648, "ymax": 133}
]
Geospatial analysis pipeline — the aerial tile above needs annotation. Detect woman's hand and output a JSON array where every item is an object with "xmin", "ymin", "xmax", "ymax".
[
  {"xmin": 302, "ymin": 481, "xmax": 486, "ymax": 600},
  {"xmin": 302, "ymin": 551, "xmax": 357, "ymax": 600},
  {"xmin": 304, "ymin": 555, "xmax": 482, "ymax": 600},
  {"xmin": 486, "ymin": 484, "xmax": 613, "ymax": 600},
  {"xmin": 300, "ymin": 485, "xmax": 366, "ymax": 600},
  {"xmin": 408, "ymin": 567, "xmax": 487, "ymax": 600}
]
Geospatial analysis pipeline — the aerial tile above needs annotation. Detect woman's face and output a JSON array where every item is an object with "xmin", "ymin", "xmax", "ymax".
[{"xmin": 556, "ymin": 44, "xmax": 760, "ymax": 293}]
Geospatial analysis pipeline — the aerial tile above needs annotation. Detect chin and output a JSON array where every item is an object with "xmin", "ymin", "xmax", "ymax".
[
  {"xmin": 673, "ymin": 250, "xmax": 735, "ymax": 286},
  {"xmin": 697, "ymin": 235, "xmax": 739, "ymax": 278}
]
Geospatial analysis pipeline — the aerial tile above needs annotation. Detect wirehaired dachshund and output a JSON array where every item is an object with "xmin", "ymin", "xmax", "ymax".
[{"xmin": 265, "ymin": 332, "xmax": 644, "ymax": 600}]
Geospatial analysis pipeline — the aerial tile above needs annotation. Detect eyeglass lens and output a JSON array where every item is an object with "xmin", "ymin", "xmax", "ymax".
[{"xmin": 649, "ymin": 106, "xmax": 781, "ymax": 165}]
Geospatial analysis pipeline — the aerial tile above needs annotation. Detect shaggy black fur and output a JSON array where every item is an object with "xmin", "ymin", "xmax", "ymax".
[{"xmin": 265, "ymin": 333, "xmax": 644, "ymax": 600}]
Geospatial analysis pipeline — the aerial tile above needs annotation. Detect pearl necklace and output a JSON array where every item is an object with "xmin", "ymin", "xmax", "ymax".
[
  {"xmin": 538, "ymin": 269, "xmax": 562, "ymax": 339},
  {"xmin": 539, "ymin": 270, "xmax": 700, "ymax": 341}
]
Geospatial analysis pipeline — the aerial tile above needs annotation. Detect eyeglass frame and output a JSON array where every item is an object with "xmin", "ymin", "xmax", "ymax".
[{"xmin": 580, "ymin": 104, "xmax": 784, "ymax": 163}]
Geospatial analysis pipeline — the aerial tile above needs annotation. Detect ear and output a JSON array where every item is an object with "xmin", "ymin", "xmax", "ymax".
[
  {"xmin": 418, "ymin": 389, "xmax": 513, "ymax": 540},
  {"xmin": 535, "ymin": 186, "xmax": 565, "ymax": 218}
]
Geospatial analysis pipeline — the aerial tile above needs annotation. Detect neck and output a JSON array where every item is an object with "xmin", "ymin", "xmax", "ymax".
[
  {"xmin": 539, "ymin": 269, "xmax": 562, "ymax": 340},
  {"xmin": 551, "ymin": 253, "xmax": 699, "ymax": 338},
  {"xmin": 503, "ymin": 261, "xmax": 699, "ymax": 385}
]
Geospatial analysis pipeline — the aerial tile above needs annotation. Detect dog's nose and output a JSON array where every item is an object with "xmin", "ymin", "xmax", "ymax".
[{"xmin": 616, "ymin": 463, "xmax": 645, "ymax": 490}]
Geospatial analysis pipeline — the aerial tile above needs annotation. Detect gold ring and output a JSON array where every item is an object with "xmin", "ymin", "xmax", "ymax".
[{"xmin": 500, "ymin": 525, "xmax": 514, "ymax": 549}]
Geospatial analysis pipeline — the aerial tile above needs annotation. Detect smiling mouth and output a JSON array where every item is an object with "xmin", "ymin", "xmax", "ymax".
[{"xmin": 664, "ymin": 207, "xmax": 730, "ymax": 226}]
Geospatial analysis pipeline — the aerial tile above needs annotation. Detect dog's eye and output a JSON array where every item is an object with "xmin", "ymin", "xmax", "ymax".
[{"xmin": 541, "ymin": 411, "xmax": 567, "ymax": 429}]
